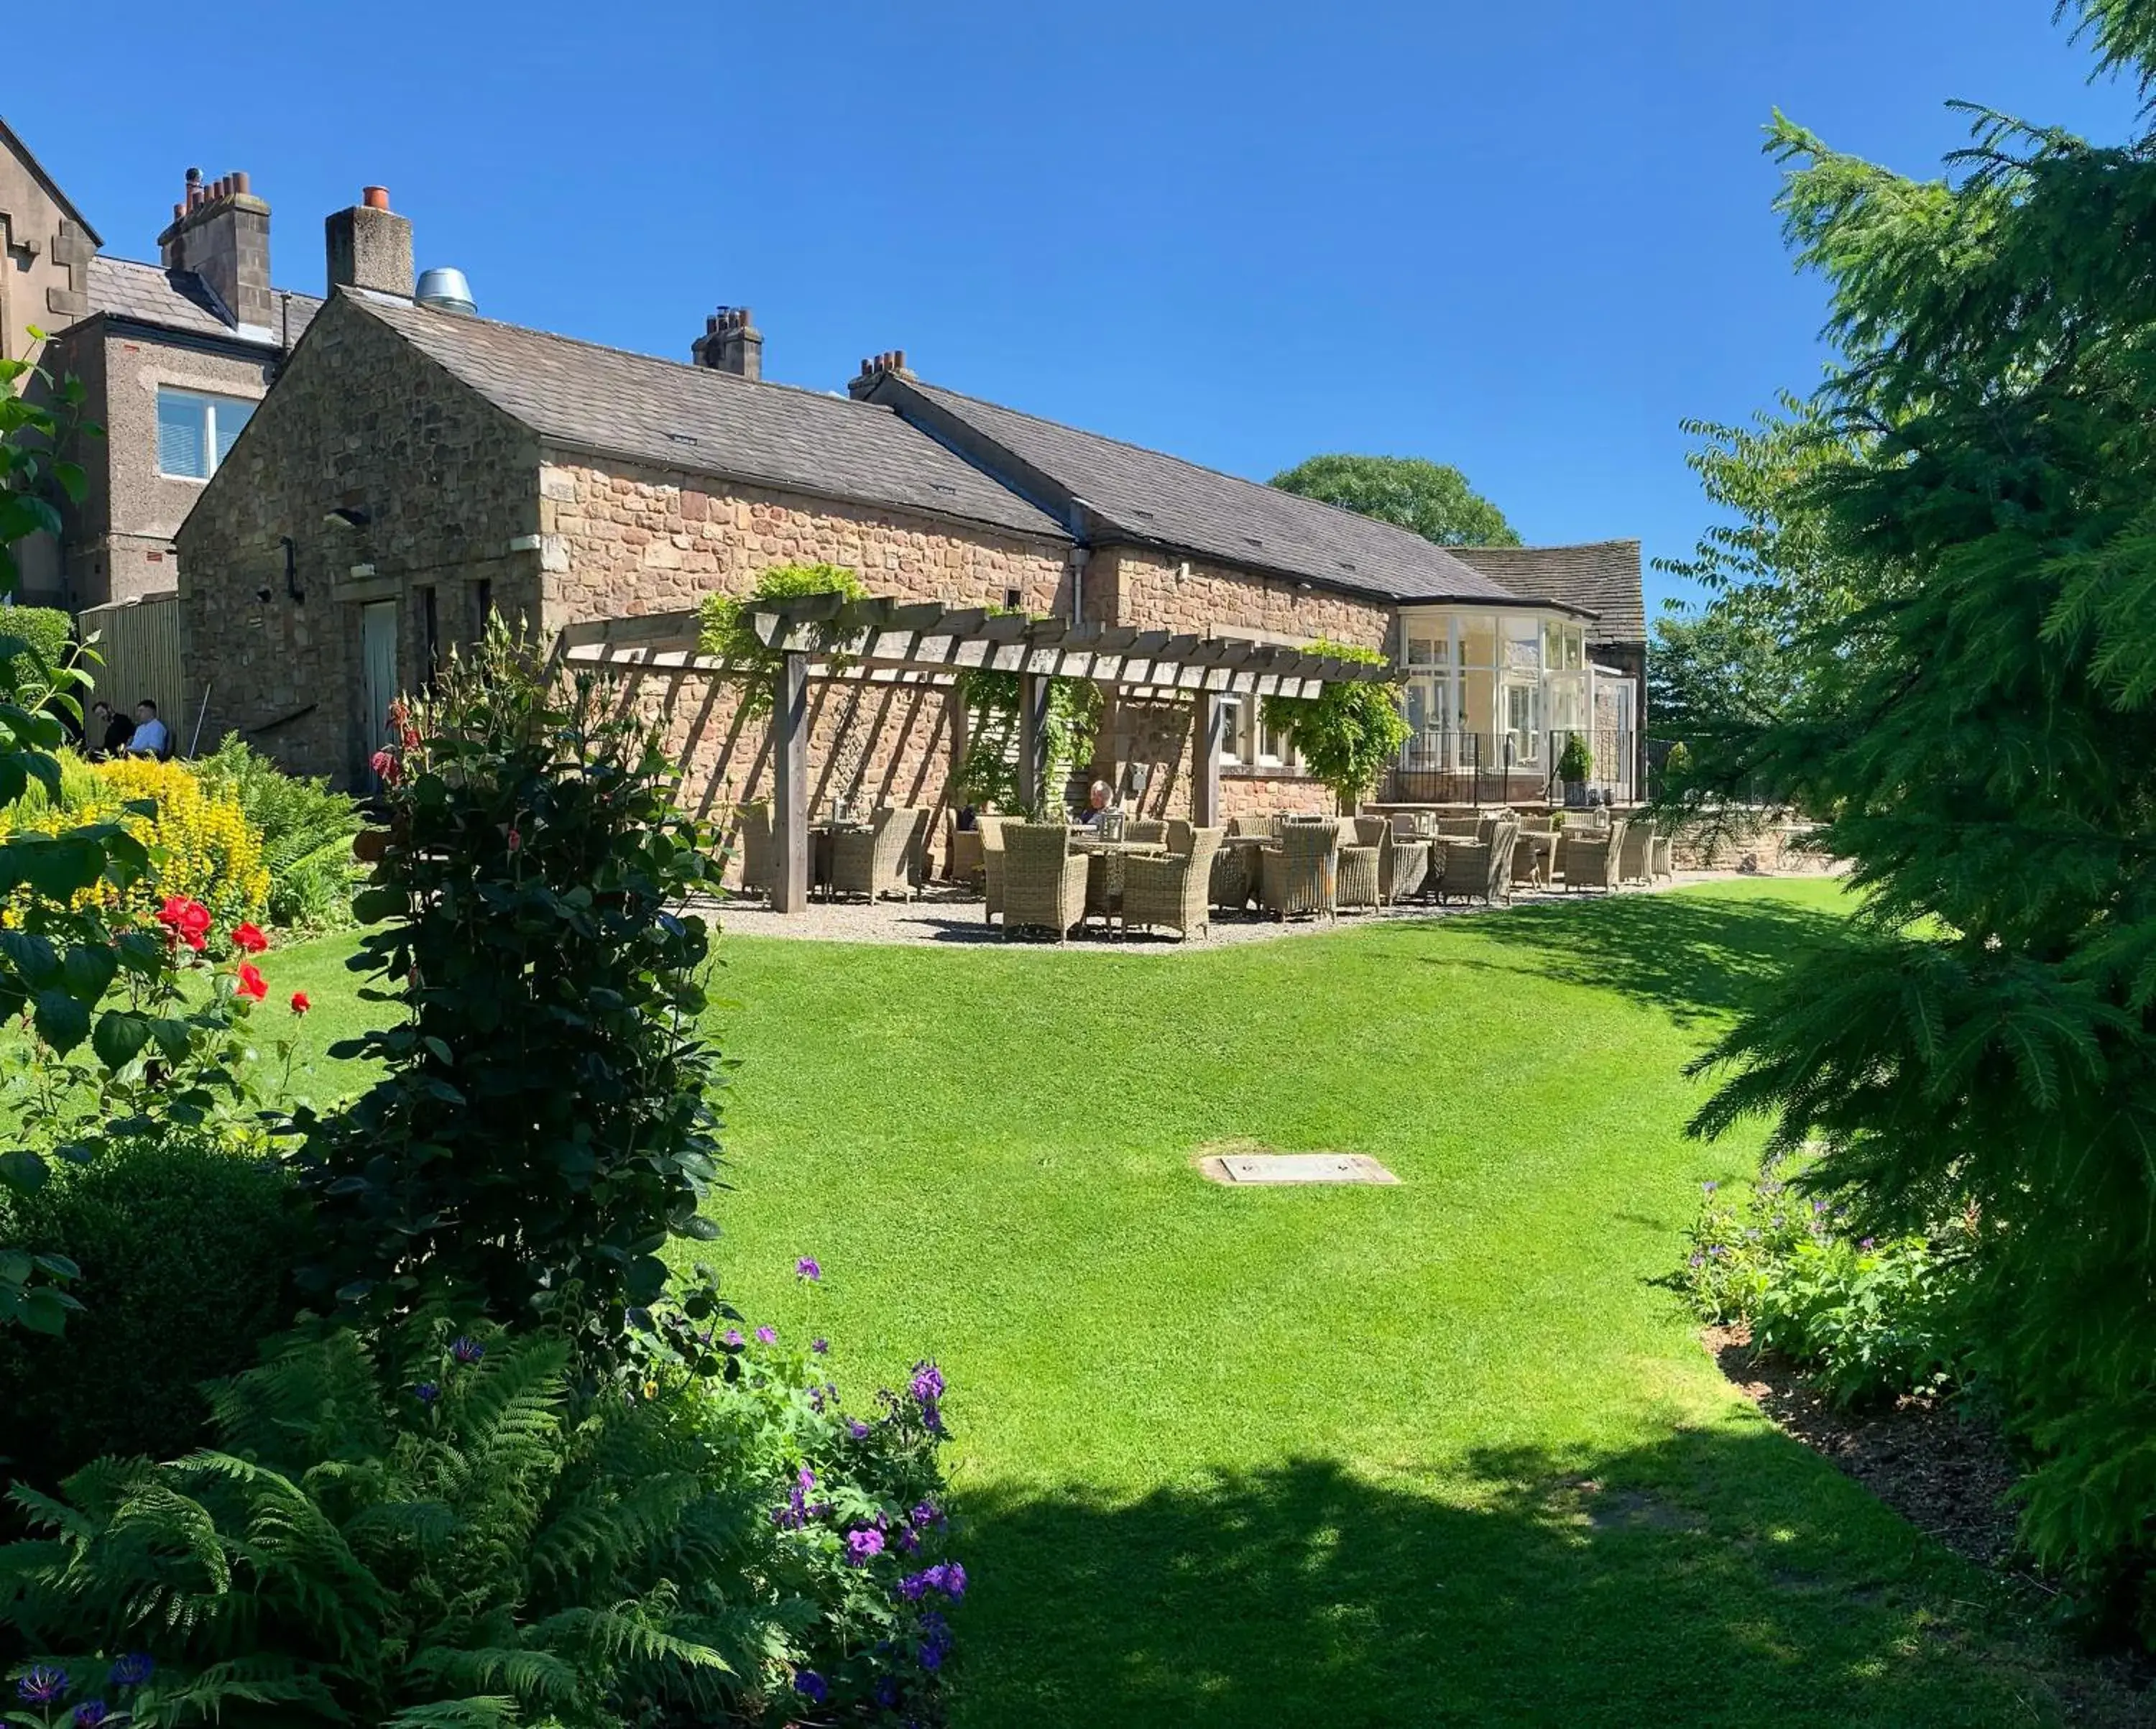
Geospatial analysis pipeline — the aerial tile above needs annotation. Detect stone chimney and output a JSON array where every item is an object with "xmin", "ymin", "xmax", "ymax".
[
  {"xmin": 846, "ymin": 349, "xmax": 913, "ymax": 400},
  {"xmin": 157, "ymin": 167, "xmax": 273, "ymax": 333},
  {"xmin": 325, "ymin": 185, "xmax": 414, "ymax": 298},
  {"xmin": 691, "ymin": 306, "xmax": 763, "ymax": 380}
]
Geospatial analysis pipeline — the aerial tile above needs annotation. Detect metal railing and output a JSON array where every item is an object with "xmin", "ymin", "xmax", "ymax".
[{"xmin": 1383, "ymin": 729, "xmax": 1638, "ymax": 807}]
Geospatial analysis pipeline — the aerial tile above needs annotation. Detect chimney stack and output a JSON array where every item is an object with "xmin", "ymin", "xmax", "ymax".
[
  {"xmin": 846, "ymin": 349, "xmax": 913, "ymax": 400},
  {"xmin": 326, "ymin": 185, "xmax": 415, "ymax": 299},
  {"xmin": 691, "ymin": 305, "xmax": 763, "ymax": 380},
  {"xmin": 157, "ymin": 166, "xmax": 273, "ymax": 333}
]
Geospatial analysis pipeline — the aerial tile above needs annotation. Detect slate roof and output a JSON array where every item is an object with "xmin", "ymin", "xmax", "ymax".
[
  {"xmin": 352, "ymin": 295, "xmax": 1070, "ymax": 543},
  {"xmin": 1447, "ymin": 541, "xmax": 1645, "ymax": 644},
  {"xmin": 873, "ymin": 376, "xmax": 1544, "ymax": 609},
  {"xmin": 84, "ymin": 254, "xmax": 320, "ymax": 349}
]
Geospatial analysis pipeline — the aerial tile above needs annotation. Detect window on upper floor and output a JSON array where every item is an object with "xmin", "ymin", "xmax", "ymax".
[{"xmin": 156, "ymin": 387, "xmax": 255, "ymax": 480}]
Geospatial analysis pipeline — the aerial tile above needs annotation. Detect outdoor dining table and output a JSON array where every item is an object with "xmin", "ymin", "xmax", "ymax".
[
  {"xmin": 1070, "ymin": 835, "xmax": 1169, "ymax": 918},
  {"xmin": 808, "ymin": 821, "xmax": 870, "ymax": 899}
]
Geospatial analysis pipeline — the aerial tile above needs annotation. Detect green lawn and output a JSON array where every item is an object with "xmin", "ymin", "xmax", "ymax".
[{"xmin": 260, "ymin": 881, "xmax": 2105, "ymax": 1727}]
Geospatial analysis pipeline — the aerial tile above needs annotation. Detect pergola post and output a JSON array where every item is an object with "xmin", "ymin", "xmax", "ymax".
[
  {"xmin": 1015, "ymin": 670, "xmax": 1049, "ymax": 816},
  {"xmin": 1192, "ymin": 691, "xmax": 1223, "ymax": 828},
  {"xmin": 773, "ymin": 650, "xmax": 809, "ymax": 912}
]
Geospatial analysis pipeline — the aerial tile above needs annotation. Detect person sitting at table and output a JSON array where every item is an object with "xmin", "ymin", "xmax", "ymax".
[{"xmin": 1077, "ymin": 780, "xmax": 1112, "ymax": 826}]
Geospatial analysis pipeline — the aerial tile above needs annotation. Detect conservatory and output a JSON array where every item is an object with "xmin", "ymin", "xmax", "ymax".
[{"xmin": 1388, "ymin": 604, "xmax": 1635, "ymax": 803}]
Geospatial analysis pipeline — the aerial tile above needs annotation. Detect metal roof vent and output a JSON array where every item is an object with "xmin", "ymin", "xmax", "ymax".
[{"xmin": 415, "ymin": 267, "xmax": 476, "ymax": 315}]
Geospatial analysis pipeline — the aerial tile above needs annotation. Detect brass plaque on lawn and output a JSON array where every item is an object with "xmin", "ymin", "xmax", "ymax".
[{"xmin": 1199, "ymin": 1152, "xmax": 1399, "ymax": 1186}]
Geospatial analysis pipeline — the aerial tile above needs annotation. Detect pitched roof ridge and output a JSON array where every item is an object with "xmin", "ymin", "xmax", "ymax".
[
  {"xmin": 0, "ymin": 115, "xmax": 101, "ymax": 246},
  {"xmin": 357, "ymin": 292, "xmax": 903, "ymax": 424},
  {"xmin": 1455, "ymin": 538, "xmax": 1641, "ymax": 555},
  {"xmin": 908, "ymin": 377, "xmax": 1491, "ymax": 570}
]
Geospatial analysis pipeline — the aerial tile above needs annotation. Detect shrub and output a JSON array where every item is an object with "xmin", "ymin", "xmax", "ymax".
[
  {"xmin": 1556, "ymin": 732, "xmax": 1593, "ymax": 785},
  {"xmin": 952, "ymin": 665, "xmax": 1100, "ymax": 816},
  {"xmin": 1676, "ymin": 1171, "xmax": 1976, "ymax": 1407},
  {"xmin": 192, "ymin": 734, "xmax": 361, "ymax": 930},
  {"xmin": 0, "ymin": 1287, "xmax": 965, "ymax": 1727},
  {"xmin": 298, "ymin": 620, "xmax": 724, "ymax": 1375},
  {"xmin": 0, "ymin": 1134, "xmax": 308, "ymax": 1490},
  {"xmin": 0, "ymin": 606, "xmax": 71, "ymax": 709}
]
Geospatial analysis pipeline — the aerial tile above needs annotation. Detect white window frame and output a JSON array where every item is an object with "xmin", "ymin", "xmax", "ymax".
[{"xmin": 156, "ymin": 387, "xmax": 255, "ymax": 481}]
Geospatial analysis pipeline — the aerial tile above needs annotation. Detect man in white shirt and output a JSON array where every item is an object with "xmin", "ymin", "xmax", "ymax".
[{"xmin": 127, "ymin": 698, "xmax": 170, "ymax": 759}]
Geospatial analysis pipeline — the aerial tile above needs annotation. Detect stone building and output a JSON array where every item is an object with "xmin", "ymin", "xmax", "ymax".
[
  {"xmin": 175, "ymin": 190, "xmax": 1645, "ymax": 836},
  {"xmin": 1, "ymin": 117, "xmax": 319, "ymax": 612}
]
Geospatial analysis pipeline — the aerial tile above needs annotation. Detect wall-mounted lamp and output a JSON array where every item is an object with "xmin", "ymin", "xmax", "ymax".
[
  {"xmin": 280, "ymin": 535, "xmax": 304, "ymax": 604},
  {"xmin": 324, "ymin": 506, "xmax": 371, "ymax": 529}
]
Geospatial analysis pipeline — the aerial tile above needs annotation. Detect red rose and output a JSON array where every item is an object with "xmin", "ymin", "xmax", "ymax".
[
  {"xmin": 235, "ymin": 962, "xmax": 267, "ymax": 1002},
  {"xmin": 157, "ymin": 896, "xmax": 212, "ymax": 951},
  {"xmin": 290, "ymin": 991, "xmax": 311, "ymax": 1015},
  {"xmin": 371, "ymin": 748, "xmax": 402, "ymax": 787},
  {"xmin": 230, "ymin": 922, "xmax": 269, "ymax": 954}
]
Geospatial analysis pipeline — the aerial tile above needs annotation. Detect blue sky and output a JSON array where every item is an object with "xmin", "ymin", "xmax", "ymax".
[{"xmin": 14, "ymin": 2, "xmax": 2144, "ymax": 615}]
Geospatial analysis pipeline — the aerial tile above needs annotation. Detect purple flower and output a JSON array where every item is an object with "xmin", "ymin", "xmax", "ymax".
[
  {"xmin": 898, "ymin": 1560, "xmax": 968, "ymax": 1602},
  {"xmin": 793, "ymin": 1669, "xmax": 829, "ymax": 1703},
  {"xmin": 808, "ymin": 1384, "xmax": 828, "ymax": 1412},
  {"xmin": 722, "ymin": 1327, "xmax": 744, "ymax": 1348},
  {"xmin": 909, "ymin": 1499, "xmax": 943, "ymax": 1529},
  {"xmin": 449, "ymin": 1336, "xmax": 485, "ymax": 1365},
  {"xmin": 1702, "ymin": 1180, "xmax": 1718, "ymax": 1194},
  {"xmin": 107, "ymin": 1656, "xmax": 152, "ymax": 1689},
  {"xmin": 796, "ymin": 1256, "xmax": 821, "ymax": 1281},
  {"xmin": 18, "ymin": 1667, "xmax": 68, "ymax": 1705},
  {"xmin": 811, "ymin": 1337, "xmax": 829, "ymax": 1355},
  {"xmin": 1812, "ymin": 1199, "xmax": 1829, "ymax": 1216},
  {"xmin": 939, "ymin": 1560, "xmax": 968, "ymax": 1600},
  {"xmin": 414, "ymin": 1381, "xmax": 441, "ymax": 1406},
  {"xmin": 845, "ymin": 1525, "xmax": 886, "ymax": 1564},
  {"xmin": 75, "ymin": 1704, "xmax": 111, "ymax": 1728},
  {"xmin": 798, "ymin": 1465, "xmax": 819, "ymax": 1491},
  {"xmin": 847, "ymin": 1418, "xmax": 872, "ymax": 1439},
  {"xmin": 755, "ymin": 1325, "xmax": 778, "ymax": 1345},
  {"xmin": 909, "ymin": 1362, "xmax": 945, "ymax": 1403},
  {"xmin": 1859, "ymin": 1237, "xmax": 1876, "ymax": 1251},
  {"xmin": 1688, "ymin": 1253, "xmax": 1705, "ymax": 1269}
]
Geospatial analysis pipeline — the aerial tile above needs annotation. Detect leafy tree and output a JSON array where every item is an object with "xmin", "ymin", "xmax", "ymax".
[
  {"xmin": 1687, "ymin": 6, "xmax": 2156, "ymax": 1638},
  {"xmin": 1261, "ymin": 642, "xmax": 1411, "ymax": 812},
  {"xmin": 1649, "ymin": 398, "xmax": 1879, "ymax": 754},
  {"xmin": 1269, "ymin": 454, "xmax": 1519, "ymax": 546}
]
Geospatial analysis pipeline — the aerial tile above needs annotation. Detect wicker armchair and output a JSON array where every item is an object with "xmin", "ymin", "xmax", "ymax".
[
  {"xmin": 1511, "ymin": 828, "xmax": 1560, "ymax": 889},
  {"xmin": 1336, "ymin": 843, "xmax": 1381, "ymax": 911},
  {"xmin": 1166, "ymin": 819, "xmax": 1194, "ymax": 856},
  {"xmin": 1121, "ymin": 827, "xmax": 1222, "ymax": 940},
  {"xmin": 1564, "ymin": 819, "xmax": 1628, "ymax": 893},
  {"xmin": 978, "ymin": 815, "xmax": 1010, "ymax": 926},
  {"xmin": 1649, "ymin": 834, "xmax": 1676, "ymax": 882},
  {"xmin": 1126, "ymin": 819, "xmax": 1168, "ymax": 846},
  {"xmin": 1001, "ymin": 822, "xmax": 1087, "ymax": 941},
  {"xmin": 946, "ymin": 820, "xmax": 984, "ymax": 887},
  {"xmin": 734, "ymin": 802, "xmax": 774, "ymax": 897},
  {"xmin": 831, "ymin": 806, "xmax": 924, "ymax": 903},
  {"xmin": 1436, "ymin": 819, "xmax": 1518, "ymax": 906},
  {"xmin": 1210, "ymin": 840, "xmax": 1255, "ymax": 912},
  {"xmin": 1258, "ymin": 821, "xmax": 1338, "ymax": 921}
]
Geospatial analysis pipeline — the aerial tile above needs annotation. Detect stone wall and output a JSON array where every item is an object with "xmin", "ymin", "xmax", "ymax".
[
  {"xmin": 0, "ymin": 135, "xmax": 93, "ymax": 366},
  {"xmin": 176, "ymin": 292, "xmax": 542, "ymax": 785},
  {"xmin": 1089, "ymin": 543, "xmax": 1394, "ymax": 820},
  {"xmin": 540, "ymin": 455, "xmax": 1072, "ymax": 867}
]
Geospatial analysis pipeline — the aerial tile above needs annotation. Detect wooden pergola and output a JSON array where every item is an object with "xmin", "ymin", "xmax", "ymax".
[{"xmin": 558, "ymin": 594, "xmax": 1404, "ymax": 913}]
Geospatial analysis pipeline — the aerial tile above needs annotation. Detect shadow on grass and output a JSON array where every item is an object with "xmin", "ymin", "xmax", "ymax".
[
  {"xmin": 952, "ymin": 1427, "xmax": 2116, "ymax": 1729},
  {"xmin": 1437, "ymin": 889, "xmax": 1856, "ymax": 1025}
]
